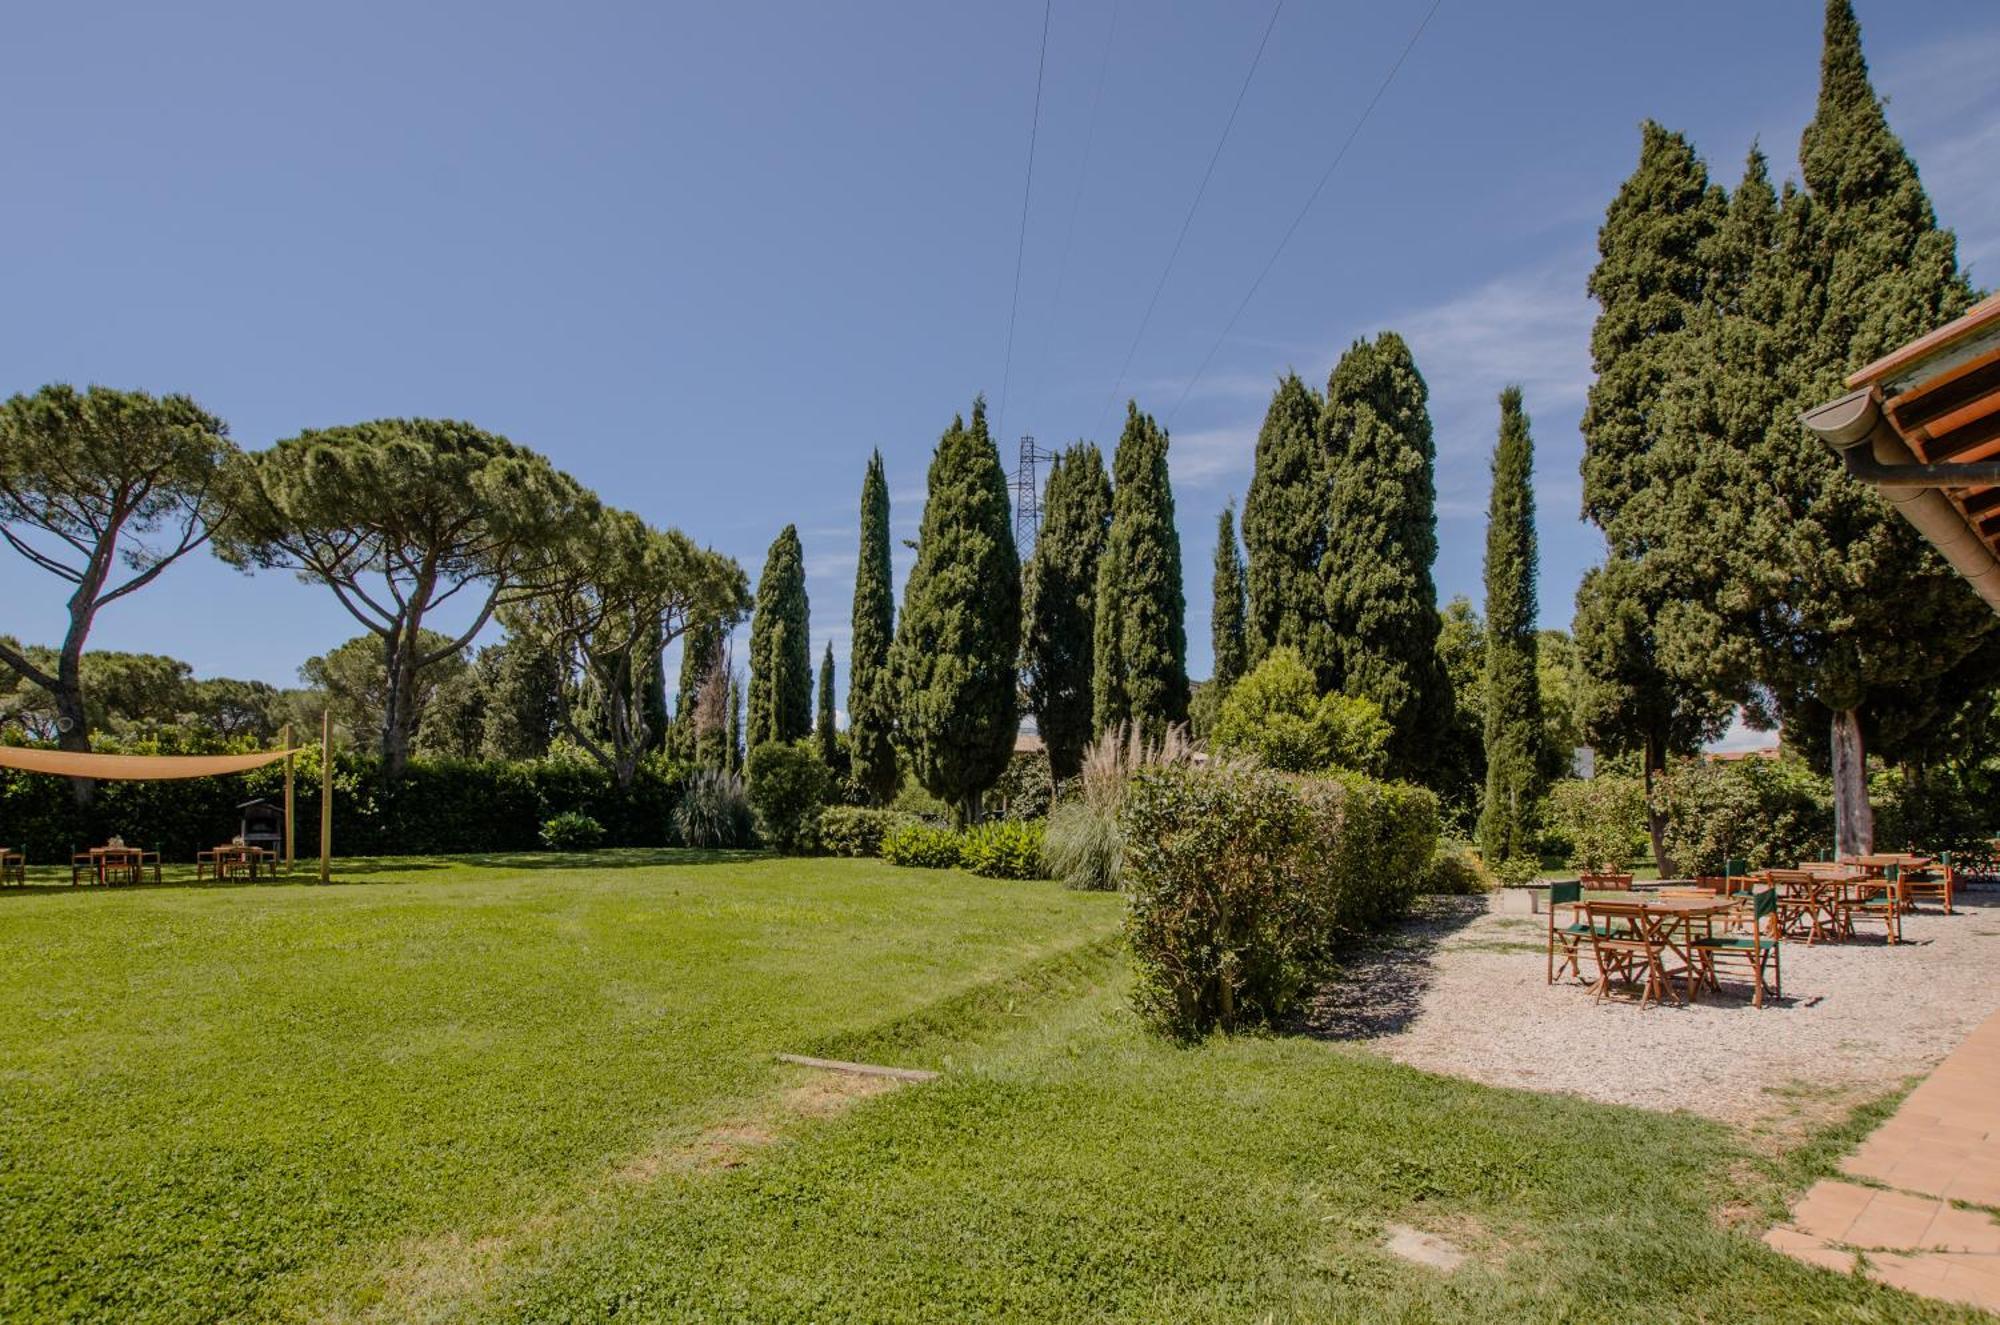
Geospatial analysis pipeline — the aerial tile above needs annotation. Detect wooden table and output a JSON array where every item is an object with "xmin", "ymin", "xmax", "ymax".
[
  {"xmin": 86, "ymin": 846, "xmax": 150, "ymax": 885},
  {"xmin": 1583, "ymin": 895, "xmax": 1737, "ymax": 1006},
  {"xmin": 211, "ymin": 845, "xmax": 274, "ymax": 881}
]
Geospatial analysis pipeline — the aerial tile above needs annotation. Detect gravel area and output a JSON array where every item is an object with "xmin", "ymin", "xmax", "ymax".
[{"xmin": 1301, "ymin": 890, "xmax": 2000, "ymax": 1124}]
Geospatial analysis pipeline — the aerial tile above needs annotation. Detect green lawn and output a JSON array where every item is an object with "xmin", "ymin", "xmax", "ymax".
[{"xmin": 0, "ymin": 855, "xmax": 1970, "ymax": 1321}]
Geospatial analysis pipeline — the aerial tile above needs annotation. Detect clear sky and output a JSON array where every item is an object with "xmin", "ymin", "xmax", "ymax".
[{"xmin": 5, "ymin": 1, "xmax": 1996, "ymax": 719}]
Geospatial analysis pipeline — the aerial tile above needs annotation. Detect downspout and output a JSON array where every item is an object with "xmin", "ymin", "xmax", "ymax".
[{"xmin": 1800, "ymin": 388, "xmax": 2000, "ymax": 616}]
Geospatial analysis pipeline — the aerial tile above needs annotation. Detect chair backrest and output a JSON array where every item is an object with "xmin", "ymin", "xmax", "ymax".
[
  {"xmin": 1549, "ymin": 879, "xmax": 1581, "ymax": 906},
  {"xmin": 1885, "ymin": 863, "xmax": 1900, "ymax": 883},
  {"xmin": 1725, "ymin": 857, "xmax": 1747, "ymax": 879},
  {"xmin": 1752, "ymin": 886, "xmax": 1778, "ymax": 921}
]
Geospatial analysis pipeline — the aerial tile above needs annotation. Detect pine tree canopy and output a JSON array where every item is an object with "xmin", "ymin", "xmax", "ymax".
[
  {"xmin": 1477, "ymin": 387, "xmax": 1544, "ymax": 865},
  {"xmin": 1093, "ymin": 402, "xmax": 1189, "ymax": 742},
  {"xmin": 1242, "ymin": 372, "xmax": 1328, "ymax": 673},
  {"xmin": 847, "ymin": 451, "xmax": 899, "ymax": 801},
  {"xmin": 1210, "ymin": 503, "xmax": 1248, "ymax": 691},
  {"xmin": 746, "ymin": 524, "xmax": 811, "ymax": 748},
  {"xmin": 891, "ymin": 398, "xmax": 1021, "ymax": 818},
  {"xmin": 1318, "ymin": 335, "xmax": 1453, "ymax": 780},
  {"xmin": 1021, "ymin": 441, "xmax": 1111, "ymax": 782}
]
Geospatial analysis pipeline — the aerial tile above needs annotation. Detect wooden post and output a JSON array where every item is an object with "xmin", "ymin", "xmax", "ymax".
[
  {"xmin": 319, "ymin": 709, "xmax": 333, "ymax": 885},
  {"xmin": 282, "ymin": 723, "xmax": 295, "ymax": 875}
]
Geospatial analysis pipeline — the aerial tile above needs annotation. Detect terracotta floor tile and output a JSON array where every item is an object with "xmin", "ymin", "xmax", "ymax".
[
  {"xmin": 1763, "ymin": 1225, "xmax": 1857, "ymax": 1274},
  {"xmin": 1923, "ymin": 1204, "xmax": 2000, "ymax": 1254},
  {"xmin": 1792, "ymin": 1181, "xmax": 1875, "ymax": 1241},
  {"xmin": 1848, "ymin": 1192, "xmax": 1949, "ymax": 1249}
]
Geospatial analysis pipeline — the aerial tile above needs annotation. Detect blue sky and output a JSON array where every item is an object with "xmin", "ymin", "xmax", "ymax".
[{"xmin": 5, "ymin": 1, "xmax": 1997, "ymax": 722}]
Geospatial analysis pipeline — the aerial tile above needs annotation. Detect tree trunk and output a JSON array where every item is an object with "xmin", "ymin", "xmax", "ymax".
[
  {"xmin": 1831, "ymin": 707, "xmax": 1873, "ymax": 858},
  {"xmin": 57, "ymin": 600, "xmax": 97, "ymax": 807},
  {"xmin": 1642, "ymin": 729, "xmax": 1672, "ymax": 878},
  {"xmin": 380, "ymin": 628, "xmax": 421, "ymax": 781}
]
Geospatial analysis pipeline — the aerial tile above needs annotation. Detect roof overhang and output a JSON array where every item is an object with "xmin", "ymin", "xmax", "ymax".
[{"xmin": 1801, "ymin": 293, "xmax": 2000, "ymax": 617}]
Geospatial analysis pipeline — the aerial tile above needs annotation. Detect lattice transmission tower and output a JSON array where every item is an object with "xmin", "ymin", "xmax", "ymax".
[{"xmin": 1011, "ymin": 434, "xmax": 1056, "ymax": 549}]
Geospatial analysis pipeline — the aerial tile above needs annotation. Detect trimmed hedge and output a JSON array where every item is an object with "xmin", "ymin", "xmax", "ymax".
[
  {"xmin": 959, "ymin": 820, "xmax": 1047, "ymax": 880},
  {"xmin": 0, "ymin": 747, "xmax": 692, "ymax": 862},
  {"xmin": 880, "ymin": 823, "xmax": 965, "ymax": 869},
  {"xmin": 1122, "ymin": 764, "xmax": 1438, "ymax": 1040},
  {"xmin": 817, "ymin": 807, "xmax": 916, "ymax": 858}
]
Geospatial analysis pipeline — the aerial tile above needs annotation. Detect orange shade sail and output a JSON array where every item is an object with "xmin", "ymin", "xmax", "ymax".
[{"xmin": 0, "ymin": 747, "xmax": 300, "ymax": 780}]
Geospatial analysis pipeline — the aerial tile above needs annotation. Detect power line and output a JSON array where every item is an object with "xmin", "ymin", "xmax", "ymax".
[
  {"xmin": 995, "ymin": 0, "xmax": 1054, "ymax": 447},
  {"xmin": 1166, "ymin": 0, "xmax": 1445, "ymax": 428},
  {"xmin": 1094, "ymin": 0, "xmax": 1285, "ymax": 440},
  {"xmin": 1026, "ymin": 0, "xmax": 1121, "ymax": 429}
]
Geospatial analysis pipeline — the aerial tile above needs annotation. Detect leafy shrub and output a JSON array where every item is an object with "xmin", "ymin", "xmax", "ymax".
[
  {"xmin": 1654, "ymin": 755, "xmax": 1832, "ymax": 875},
  {"xmin": 1426, "ymin": 841, "xmax": 1493, "ymax": 895},
  {"xmin": 1042, "ymin": 799, "xmax": 1123, "ymax": 891},
  {"xmin": 959, "ymin": 819, "xmax": 1047, "ymax": 879},
  {"xmin": 880, "ymin": 822, "xmax": 964, "ymax": 869},
  {"xmin": 889, "ymin": 778, "xmax": 954, "ymax": 825},
  {"xmin": 1207, "ymin": 647, "xmax": 1390, "ymax": 774},
  {"xmin": 816, "ymin": 806, "xmax": 914, "ymax": 858},
  {"xmin": 1547, "ymin": 774, "xmax": 1646, "ymax": 873},
  {"xmin": 988, "ymin": 751, "xmax": 1054, "ymax": 821},
  {"xmin": 744, "ymin": 741, "xmax": 832, "ymax": 853},
  {"xmin": 674, "ymin": 768, "xmax": 755, "ymax": 849},
  {"xmin": 1872, "ymin": 767, "xmax": 1996, "ymax": 857},
  {"xmin": 538, "ymin": 810, "xmax": 604, "ymax": 852},
  {"xmin": 1122, "ymin": 764, "xmax": 1437, "ymax": 1039}
]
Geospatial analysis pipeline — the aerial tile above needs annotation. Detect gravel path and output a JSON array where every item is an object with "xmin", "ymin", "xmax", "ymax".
[{"xmin": 1301, "ymin": 890, "xmax": 2000, "ymax": 1124}]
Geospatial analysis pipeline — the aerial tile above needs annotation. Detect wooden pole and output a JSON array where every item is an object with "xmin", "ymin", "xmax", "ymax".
[
  {"xmin": 319, "ymin": 709, "xmax": 333, "ymax": 885},
  {"xmin": 282, "ymin": 723, "xmax": 295, "ymax": 875}
]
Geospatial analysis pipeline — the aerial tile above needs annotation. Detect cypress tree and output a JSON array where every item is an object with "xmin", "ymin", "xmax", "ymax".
[
  {"xmin": 1574, "ymin": 123, "xmax": 1733, "ymax": 871},
  {"xmin": 890, "ymin": 398, "xmax": 1021, "ymax": 821},
  {"xmin": 638, "ymin": 619, "xmax": 669, "ymax": 753},
  {"xmin": 1477, "ymin": 388, "xmax": 1543, "ymax": 866},
  {"xmin": 1319, "ymin": 335, "xmax": 1452, "ymax": 780},
  {"xmin": 1210, "ymin": 503, "xmax": 1248, "ymax": 690},
  {"xmin": 672, "ymin": 617, "xmax": 723, "ymax": 761},
  {"xmin": 726, "ymin": 673, "xmax": 743, "ymax": 774},
  {"xmin": 1649, "ymin": 0, "xmax": 1988, "ymax": 856},
  {"xmin": 1093, "ymin": 402, "xmax": 1189, "ymax": 742},
  {"xmin": 1021, "ymin": 442, "xmax": 1112, "ymax": 781},
  {"xmin": 1241, "ymin": 372, "xmax": 1328, "ymax": 672},
  {"xmin": 817, "ymin": 642, "xmax": 839, "ymax": 769},
  {"xmin": 746, "ymin": 524, "xmax": 811, "ymax": 748},
  {"xmin": 847, "ymin": 451, "xmax": 899, "ymax": 801}
]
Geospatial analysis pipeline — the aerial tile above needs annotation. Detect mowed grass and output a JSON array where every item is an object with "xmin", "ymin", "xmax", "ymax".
[
  {"xmin": 0, "ymin": 852, "xmax": 1119, "ymax": 1321},
  {"xmin": 1, "ymin": 856, "xmax": 1972, "ymax": 1322}
]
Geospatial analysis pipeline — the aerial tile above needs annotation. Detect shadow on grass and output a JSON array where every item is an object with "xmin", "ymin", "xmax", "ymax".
[{"xmin": 1293, "ymin": 894, "xmax": 1489, "ymax": 1042}]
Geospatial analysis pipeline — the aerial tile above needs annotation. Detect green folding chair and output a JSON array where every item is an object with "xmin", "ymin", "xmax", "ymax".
[
  {"xmin": 1691, "ymin": 886, "xmax": 1782, "ymax": 1007},
  {"xmin": 1546, "ymin": 880, "xmax": 1593, "ymax": 984}
]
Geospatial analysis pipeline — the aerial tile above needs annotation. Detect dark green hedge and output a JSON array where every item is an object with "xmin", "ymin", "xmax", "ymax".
[{"xmin": 0, "ymin": 751, "xmax": 690, "ymax": 862}]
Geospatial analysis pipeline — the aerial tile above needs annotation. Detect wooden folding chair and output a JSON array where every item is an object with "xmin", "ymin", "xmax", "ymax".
[
  {"xmin": 1842, "ymin": 864, "xmax": 1903, "ymax": 944},
  {"xmin": 1583, "ymin": 901, "xmax": 1679, "ymax": 1008},
  {"xmin": 1901, "ymin": 854, "xmax": 1953, "ymax": 915},
  {"xmin": 71, "ymin": 851, "xmax": 95, "ymax": 885},
  {"xmin": 1691, "ymin": 886, "xmax": 1782, "ymax": 1007},
  {"xmin": 0, "ymin": 849, "xmax": 23, "ymax": 885},
  {"xmin": 1546, "ymin": 880, "xmax": 1594, "ymax": 983}
]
